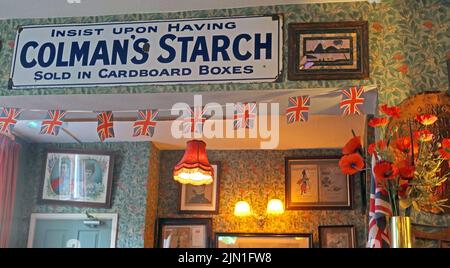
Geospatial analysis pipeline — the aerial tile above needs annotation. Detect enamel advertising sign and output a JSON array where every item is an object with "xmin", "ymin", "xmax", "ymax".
[{"xmin": 9, "ymin": 15, "xmax": 282, "ymax": 89}]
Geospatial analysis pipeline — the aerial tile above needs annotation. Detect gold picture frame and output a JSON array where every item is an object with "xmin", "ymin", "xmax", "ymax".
[
  {"xmin": 215, "ymin": 233, "xmax": 313, "ymax": 248},
  {"xmin": 285, "ymin": 156, "xmax": 352, "ymax": 210}
]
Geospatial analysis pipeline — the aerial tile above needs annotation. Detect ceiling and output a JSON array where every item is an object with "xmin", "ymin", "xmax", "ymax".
[
  {"xmin": 3, "ymin": 86, "xmax": 377, "ymax": 150},
  {"xmin": 0, "ymin": 0, "xmax": 368, "ymax": 20}
]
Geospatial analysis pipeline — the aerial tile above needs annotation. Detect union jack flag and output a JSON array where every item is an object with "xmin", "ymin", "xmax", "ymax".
[
  {"xmin": 367, "ymin": 155, "xmax": 392, "ymax": 248},
  {"xmin": 340, "ymin": 86, "xmax": 365, "ymax": 115},
  {"xmin": 183, "ymin": 106, "xmax": 206, "ymax": 134},
  {"xmin": 97, "ymin": 111, "xmax": 115, "ymax": 142},
  {"xmin": 286, "ymin": 96, "xmax": 310, "ymax": 123},
  {"xmin": 0, "ymin": 107, "xmax": 21, "ymax": 135},
  {"xmin": 234, "ymin": 102, "xmax": 256, "ymax": 129},
  {"xmin": 40, "ymin": 110, "xmax": 66, "ymax": 136},
  {"xmin": 133, "ymin": 109, "xmax": 158, "ymax": 137}
]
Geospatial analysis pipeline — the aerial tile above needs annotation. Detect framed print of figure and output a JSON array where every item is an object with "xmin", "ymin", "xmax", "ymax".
[
  {"xmin": 285, "ymin": 156, "xmax": 352, "ymax": 210},
  {"xmin": 39, "ymin": 149, "xmax": 114, "ymax": 208},
  {"xmin": 179, "ymin": 163, "xmax": 220, "ymax": 214}
]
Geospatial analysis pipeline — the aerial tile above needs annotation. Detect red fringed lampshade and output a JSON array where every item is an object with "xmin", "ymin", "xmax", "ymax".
[{"xmin": 173, "ymin": 140, "xmax": 214, "ymax": 185}]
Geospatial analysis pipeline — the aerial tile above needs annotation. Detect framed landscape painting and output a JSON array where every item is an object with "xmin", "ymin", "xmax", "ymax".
[
  {"xmin": 288, "ymin": 21, "xmax": 369, "ymax": 80},
  {"xmin": 285, "ymin": 156, "xmax": 352, "ymax": 210},
  {"xmin": 39, "ymin": 149, "xmax": 114, "ymax": 208},
  {"xmin": 179, "ymin": 163, "xmax": 220, "ymax": 214}
]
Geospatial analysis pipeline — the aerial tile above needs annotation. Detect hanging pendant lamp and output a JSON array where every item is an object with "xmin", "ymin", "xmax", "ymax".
[{"xmin": 173, "ymin": 140, "xmax": 214, "ymax": 185}]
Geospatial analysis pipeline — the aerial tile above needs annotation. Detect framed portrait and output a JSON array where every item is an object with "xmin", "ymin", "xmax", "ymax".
[
  {"xmin": 319, "ymin": 225, "xmax": 356, "ymax": 248},
  {"xmin": 39, "ymin": 149, "xmax": 114, "ymax": 208},
  {"xmin": 156, "ymin": 218, "xmax": 212, "ymax": 248},
  {"xmin": 288, "ymin": 21, "xmax": 369, "ymax": 80},
  {"xmin": 215, "ymin": 233, "xmax": 312, "ymax": 248},
  {"xmin": 179, "ymin": 163, "xmax": 220, "ymax": 214},
  {"xmin": 285, "ymin": 156, "xmax": 352, "ymax": 210}
]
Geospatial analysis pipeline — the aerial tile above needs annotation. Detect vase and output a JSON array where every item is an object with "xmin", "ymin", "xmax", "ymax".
[{"xmin": 390, "ymin": 216, "xmax": 412, "ymax": 248}]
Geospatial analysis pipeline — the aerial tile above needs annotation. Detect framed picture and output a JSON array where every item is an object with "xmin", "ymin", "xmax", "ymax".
[
  {"xmin": 285, "ymin": 156, "xmax": 352, "ymax": 210},
  {"xmin": 319, "ymin": 225, "xmax": 356, "ymax": 248},
  {"xmin": 156, "ymin": 218, "xmax": 212, "ymax": 248},
  {"xmin": 288, "ymin": 21, "xmax": 369, "ymax": 80},
  {"xmin": 215, "ymin": 233, "xmax": 313, "ymax": 248},
  {"xmin": 179, "ymin": 163, "xmax": 220, "ymax": 214},
  {"xmin": 39, "ymin": 149, "xmax": 114, "ymax": 208}
]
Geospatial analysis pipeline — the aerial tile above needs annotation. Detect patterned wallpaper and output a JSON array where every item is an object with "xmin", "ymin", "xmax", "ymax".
[
  {"xmin": 0, "ymin": 0, "xmax": 448, "ymax": 105},
  {"xmin": 144, "ymin": 142, "xmax": 160, "ymax": 248},
  {"xmin": 157, "ymin": 149, "xmax": 367, "ymax": 248},
  {"xmin": 11, "ymin": 141, "xmax": 151, "ymax": 248}
]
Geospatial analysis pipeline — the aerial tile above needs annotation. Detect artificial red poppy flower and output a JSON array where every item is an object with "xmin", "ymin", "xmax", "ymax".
[
  {"xmin": 380, "ymin": 104, "xmax": 401, "ymax": 118},
  {"xmin": 397, "ymin": 160, "xmax": 415, "ymax": 179},
  {"xmin": 438, "ymin": 138, "xmax": 450, "ymax": 159},
  {"xmin": 368, "ymin": 140, "xmax": 387, "ymax": 156},
  {"xmin": 395, "ymin": 137, "xmax": 418, "ymax": 154},
  {"xmin": 415, "ymin": 114, "xmax": 438, "ymax": 126},
  {"xmin": 368, "ymin": 117, "xmax": 389, "ymax": 127},
  {"xmin": 414, "ymin": 130, "xmax": 434, "ymax": 142},
  {"xmin": 374, "ymin": 161, "xmax": 398, "ymax": 183},
  {"xmin": 339, "ymin": 153, "xmax": 365, "ymax": 175},
  {"xmin": 398, "ymin": 179, "xmax": 410, "ymax": 199},
  {"xmin": 342, "ymin": 136, "xmax": 362, "ymax": 155}
]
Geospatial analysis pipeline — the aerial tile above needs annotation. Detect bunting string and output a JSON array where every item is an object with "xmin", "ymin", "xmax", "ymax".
[{"xmin": 1, "ymin": 85, "xmax": 366, "ymax": 142}]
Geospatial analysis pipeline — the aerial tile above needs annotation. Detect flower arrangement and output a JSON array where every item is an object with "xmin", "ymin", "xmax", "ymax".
[{"xmin": 339, "ymin": 104, "xmax": 449, "ymax": 215}]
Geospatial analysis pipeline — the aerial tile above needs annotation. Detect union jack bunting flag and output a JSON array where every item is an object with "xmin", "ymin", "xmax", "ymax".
[
  {"xmin": 340, "ymin": 86, "xmax": 365, "ymax": 115},
  {"xmin": 40, "ymin": 110, "xmax": 66, "ymax": 136},
  {"xmin": 97, "ymin": 111, "xmax": 115, "ymax": 142},
  {"xmin": 0, "ymin": 107, "xmax": 21, "ymax": 135},
  {"xmin": 233, "ymin": 102, "xmax": 256, "ymax": 129},
  {"xmin": 133, "ymin": 109, "xmax": 158, "ymax": 137},
  {"xmin": 182, "ymin": 106, "xmax": 206, "ymax": 134},
  {"xmin": 367, "ymin": 155, "xmax": 392, "ymax": 248},
  {"xmin": 286, "ymin": 96, "xmax": 310, "ymax": 123}
]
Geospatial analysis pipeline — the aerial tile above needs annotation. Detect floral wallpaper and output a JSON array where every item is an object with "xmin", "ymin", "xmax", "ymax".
[
  {"xmin": 157, "ymin": 149, "xmax": 367, "ymax": 248},
  {"xmin": 144, "ymin": 142, "xmax": 160, "ymax": 248},
  {"xmin": 0, "ymin": 0, "xmax": 447, "ymax": 104},
  {"xmin": 11, "ymin": 141, "xmax": 151, "ymax": 248}
]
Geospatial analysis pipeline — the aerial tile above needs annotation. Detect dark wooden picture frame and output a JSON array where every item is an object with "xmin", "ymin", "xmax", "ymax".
[
  {"xmin": 288, "ymin": 21, "xmax": 369, "ymax": 80},
  {"xmin": 285, "ymin": 156, "xmax": 353, "ymax": 210},
  {"xmin": 39, "ymin": 149, "xmax": 114, "ymax": 208},
  {"xmin": 214, "ymin": 233, "xmax": 313, "ymax": 248},
  {"xmin": 156, "ymin": 218, "xmax": 213, "ymax": 248},
  {"xmin": 178, "ymin": 162, "xmax": 221, "ymax": 214},
  {"xmin": 319, "ymin": 225, "xmax": 356, "ymax": 248}
]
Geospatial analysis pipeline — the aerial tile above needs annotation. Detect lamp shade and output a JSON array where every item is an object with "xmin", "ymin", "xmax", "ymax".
[
  {"xmin": 266, "ymin": 199, "xmax": 284, "ymax": 215},
  {"xmin": 173, "ymin": 140, "xmax": 214, "ymax": 185},
  {"xmin": 234, "ymin": 201, "xmax": 251, "ymax": 217}
]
